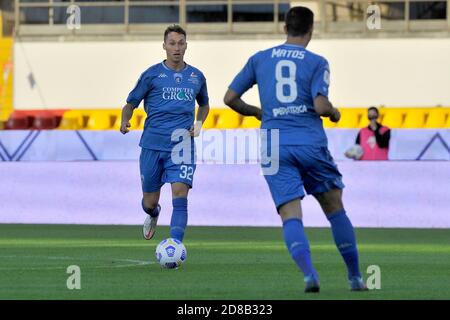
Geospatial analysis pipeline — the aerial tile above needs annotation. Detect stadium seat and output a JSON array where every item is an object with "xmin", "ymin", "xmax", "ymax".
[
  {"xmin": 356, "ymin": 108, "xmax": 371, "ymax": 128},
  {"xmin": 202, "ymin": 109, "xmax": 219, "ymax": 129},
  {"xmin": 240, "ymin": 116, "xmax": 261, "ymax": 129},
  {"xmin": 32, "ymin": 111, "xmax": 58, "ymax": 130},
  {"xmin": 336, "ymin": 108, "xmax": 362, "ymax": 128},
  {"xmin": 86, "ymin": 110, "xmax": 114, "ymax": 130},
  {"xmin": 381, "ymin": 109, "xmax": 405, "ymax": 128},
  {"xmin": 131, "ymin": 108, "xmax": 147, "ymax": 130},
  {"xmin": 402, "ymin": 109, "xmax": 427, "ymax": 128},
  {"xmin": 112, "ymin": 108, "xmax": 146, "ymax": 130},
  {"xmin": 445, "ymin": 111, "xmax": 450, "ymax": 128},
  {"xmin": 58, "ymin": 110, "xmax": 83, "ymax": 130},
  {"xmin": 5, "ymin": 111, "xmax": 31, "ymax": 129},
  {"xmin": 424, "ymin": 108, "xmax": 448, "ymax": 128},
  {"xmin": 215, "ymin": 109, "xmax": 242, "ymax": 129}
]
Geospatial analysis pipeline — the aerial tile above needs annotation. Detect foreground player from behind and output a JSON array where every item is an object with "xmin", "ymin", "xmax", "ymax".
[
  {"xmin": 224, "ymin": 7, "xmax": 367, "ymax": 293},
  {"xmin": 120, "ymin": 25, "xmax": 209, "ymax": 242}
]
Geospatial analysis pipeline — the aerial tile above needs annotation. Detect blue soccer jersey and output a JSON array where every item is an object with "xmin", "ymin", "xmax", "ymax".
[
  {"xmin": 127, "ymin": 61, "xmax": 209, "ymax": 151},
  {"xmin": 229, "ymin": 43, "xmax": 330, "ymax": 147}
]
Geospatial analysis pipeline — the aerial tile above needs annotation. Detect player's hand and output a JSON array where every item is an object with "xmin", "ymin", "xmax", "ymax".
[
  {"xmin": 120, "ymin": 121, "xmax": 131, "ymax": 134},
  {"xmin": 330, "ymin": 108, "xmax": 341, "ymax": 123},
  {"xmin": 189, "ymin": 121, "xmax": 202, "ymax": 137}
]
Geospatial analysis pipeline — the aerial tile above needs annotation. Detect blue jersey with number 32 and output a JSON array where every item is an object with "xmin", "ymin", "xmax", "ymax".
[{"xmin": 229, "ymin": 43, "xmax": 330, "ymax": 147}]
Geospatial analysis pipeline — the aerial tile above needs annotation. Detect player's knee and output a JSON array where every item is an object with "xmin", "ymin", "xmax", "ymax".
[
  {"xmin": 314, "ymin": 189, "xmax": 343, "ymax": 214},
  {"xmin": 172, "ymin": 189, "xmax": 188, "ymax": 198},
  {"xmin": 142, "ymin": 197, "xmax": 159, "ymax": 209},
  {"xmin": 278, "ymin": 199, "xmax": 302, "ymax": 221},
  {"xmin": 171, "ymin": 183, "xmax": 189, "ymax": 198}
]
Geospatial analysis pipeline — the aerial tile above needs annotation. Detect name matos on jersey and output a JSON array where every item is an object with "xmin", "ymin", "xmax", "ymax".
[
  {"xmin": 273, "ymin": 105, "xmax": 308, "ymax": 117},
  {"xmin": 162, "ymin": 87, "xmax": 195, "ymax": 101},
  {"xmin": 271, "ymin": 48, "xmax": 305, "ymax": 60}
]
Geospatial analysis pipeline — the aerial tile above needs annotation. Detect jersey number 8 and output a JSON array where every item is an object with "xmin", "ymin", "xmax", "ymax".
[{"xmin": 275, "ymin": 60, "xmax": 297, "ymax": 103}]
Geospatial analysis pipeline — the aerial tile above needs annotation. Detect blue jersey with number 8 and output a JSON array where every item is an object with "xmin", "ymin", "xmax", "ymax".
[{"xmin": 229, "ymin": 43, "xmax": 330, "ymax": 147}]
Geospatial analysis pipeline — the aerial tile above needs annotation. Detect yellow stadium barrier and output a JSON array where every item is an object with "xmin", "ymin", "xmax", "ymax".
[
  {"xmin": 336, "ymin": 108, "xmax": 363, "ymax": 128},
  {"xmin": 380, "ymin": 108, "xmax": 406, "ymax": 128},
  {"xmin": 402, "ymin": 109, "xmax": 427, "ymax": 128},
  {"xmin": 112, "ymin": 108, "xmax": 146, "ymax": 130},
  {"xmin": 201, "ymin": 109, "xmax": 219, "ymax": 129},
  {"xmin": 54, "ymin": 107, "xmax": 450, "ymax": 130},
  {"xmin": 240, "ymin": 116, "xmax": 261, "ymax": 129},
  {"xmin": 86, "ymin": 110, "xmax": 115, "ymax": 130},
  {"xmin": 321, "ymin": 116, "xmax": 336, "ymax": 128},
  {"xmin": 424, "ymin": 108, "xmax": 448, "ymax": 128},
  {"xmin": 357, "ymin": 108, "xmax": 371, "ymax": 128},
  {"xmin": 445, "ymin": 112, "xmax": 450, "ymax": 128},
  {"xmin": 215, "ymin": 109, "xmax": 242, "ymax": 129}
]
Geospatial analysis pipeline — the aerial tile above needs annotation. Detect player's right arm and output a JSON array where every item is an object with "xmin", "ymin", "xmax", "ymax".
[
  {"xmin": 224, "ymin": 55, "xmax": 262, "ymax": 120},
  {"xmin": 223, "ymin": 89, "xmax": 262, "ymax": 120},
  {"xmin": 120, "ymin": 103, "xmax": 134, "ymax": 134},
  {"xmin": 120, "ymin": 71, "xmax": 151, "ymax": 134}
]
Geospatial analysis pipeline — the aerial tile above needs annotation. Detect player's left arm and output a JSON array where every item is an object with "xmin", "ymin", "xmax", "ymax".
[
  {"xmin": 311, "ymin": 59, "xmax": 340, "ymax": 122},
  {"xmin": 190, "ymin": 104, "xmax": 210, "ymax": 137},
  {"xmin": 190, "ymin": 75, "xmax": 210, "ymax": 137}
]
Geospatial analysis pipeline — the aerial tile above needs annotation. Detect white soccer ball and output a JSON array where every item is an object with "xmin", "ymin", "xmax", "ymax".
[
  {"xmin": 155, "ymin": 238, "xmax": 187, "ymax": 269},
  {"xmin": 345, "ymin": 144, "xmax": 364, "ymax": 160}
]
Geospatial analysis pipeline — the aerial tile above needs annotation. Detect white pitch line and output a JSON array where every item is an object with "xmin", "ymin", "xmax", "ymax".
[{"xmin": 0, "ymin": 255, "xmax": 154, "ymax": 270}]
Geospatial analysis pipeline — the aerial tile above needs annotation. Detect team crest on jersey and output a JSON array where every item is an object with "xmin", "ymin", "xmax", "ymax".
[{"xmin": 174, "ymin": 73, "xmax": 183, "ymax": 83}]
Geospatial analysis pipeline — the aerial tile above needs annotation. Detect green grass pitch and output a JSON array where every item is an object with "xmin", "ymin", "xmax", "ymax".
[{"xmin": 0, "ymin": 224, "xmax": 449, "ymax": 300}]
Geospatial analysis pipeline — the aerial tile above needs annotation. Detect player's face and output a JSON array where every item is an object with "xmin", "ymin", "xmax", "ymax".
[{"xmin": 163, "ymin": 32, "xmax": 187, "ymax": 64}]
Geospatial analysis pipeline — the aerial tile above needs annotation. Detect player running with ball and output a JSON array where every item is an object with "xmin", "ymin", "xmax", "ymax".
[
  {"xmin": 224, "ymin": 7, "xmax": 367, "ymax": 293},
  {"xmin": 120, "ymin": 25, "xmax": 209, "ymax": 243}
]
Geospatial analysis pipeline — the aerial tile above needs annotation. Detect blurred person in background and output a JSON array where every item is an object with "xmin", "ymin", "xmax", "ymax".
[{"xmin": 345, "ymin": 106, "xmax": 390, "ymax": 160}]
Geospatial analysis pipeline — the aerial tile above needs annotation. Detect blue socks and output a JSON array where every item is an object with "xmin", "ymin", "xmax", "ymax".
[
  {"xmin": 141, "ymin": 199, "xmax": 159, "ymax": 217},
  {"xmin": 170, "ymin": 197, "xmax": 188, "ymax": 242},
  {"xmin": 327, "ymin": 209, "xmax": 361, "ymax": 279},
  {"xmin": 283, "ymin": 218, "xmax": 318, "ymax": 279}
]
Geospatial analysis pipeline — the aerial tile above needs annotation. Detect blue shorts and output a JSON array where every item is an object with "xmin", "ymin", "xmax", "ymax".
[
  {"xmin": 262, "ymin": 145, "xmax": 345, "ymax": 209},
  {"xmin": 139, "ymin": 148, "xmax": 196, "ymax": 193}
]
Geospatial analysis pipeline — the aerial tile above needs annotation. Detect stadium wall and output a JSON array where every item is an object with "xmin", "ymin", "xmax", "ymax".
[
  {"xmin": 0, "ymin": 129, "xmax": 449, "ymax": 161},
  {"xmin": 1, "ymin": 161, "xmax": 449, "ymax": 228},
  {"xmin": 13, "ymin": 38, "xmax": 450, "ymax": 109}
]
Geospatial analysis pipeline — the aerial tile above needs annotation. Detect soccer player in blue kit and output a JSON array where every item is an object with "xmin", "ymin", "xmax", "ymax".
[
  {"xmin": 120, "ymin": 25, "xmax": 209, "ymax": 243},
  {"xmin": 224, "ymin": 7, "xmax": 367, "ymax": 292}
]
